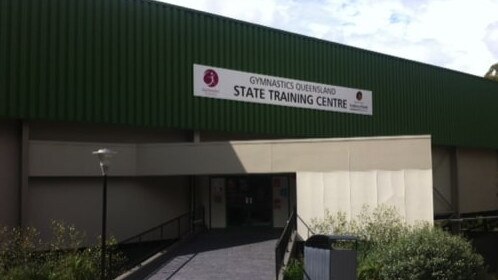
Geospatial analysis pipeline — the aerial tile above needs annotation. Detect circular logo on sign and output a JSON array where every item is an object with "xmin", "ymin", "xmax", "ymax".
[
  {"xmin": 203, "ymin": 69, "xmax": 219, "ymax": 88},
  {"xmin": 356, "ymin": 91, "xmax": 363, "ymax": 101}
]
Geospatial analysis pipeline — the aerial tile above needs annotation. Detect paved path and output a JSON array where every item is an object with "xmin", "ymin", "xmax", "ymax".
[{"xmin": 145, "ymin": 228, "xmax": 281, "ymax": 280}]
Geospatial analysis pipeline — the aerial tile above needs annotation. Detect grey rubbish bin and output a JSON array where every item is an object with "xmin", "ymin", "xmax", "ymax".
[{"xmin": 304, "ymin": 235, "xmax": 358, "ymax": 280}]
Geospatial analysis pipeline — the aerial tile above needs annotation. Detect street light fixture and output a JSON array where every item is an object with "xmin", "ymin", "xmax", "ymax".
[{"xmin": 92, "ymin": 148, "xmax": 116, "ymax": 280}]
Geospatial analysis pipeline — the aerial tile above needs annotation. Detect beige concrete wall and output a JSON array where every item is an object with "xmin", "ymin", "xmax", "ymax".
[
  {"xmin": 13, "ymin": 121, "xmax": 496, "ymax": 242},
  {"xmin": 432, "ymin": 147, "xmax": 453, "ymax": 215},
  {"xmin": 296, "ymin": 170, "xmax": 433, "ymax": 238},
  {"xmin": 27, "ymin": 176, "xmax": 189, "ymax": 244},
  {"xmin": 431, "ymin": 146, "xmax": 498, "ymax": 216},
  {"xmin": 30, "ymin": 142, "xmax": 139, "ymax": 177},
  {"xmin": 457, "ymin": 148, "xmax": 498, "ymax": 214},
  {"xmin": 0, "ymin": 121, "xmax": 20, "ymax": 226},
  {"xmin": 295, "ymin": 136, "xmax": 433, "ymax": 239},
  {"xmin": 30, "ymin": 136, "xmax": 432, "ymax": 177},
  {"xmin": 28, "ymin": 136, "xmax": 433, "ymax": 234}
]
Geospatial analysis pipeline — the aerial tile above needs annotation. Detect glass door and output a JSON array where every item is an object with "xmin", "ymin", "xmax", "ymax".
[{"xmin": 226, "ymin": 175, "xmax": 272, "ymax": 227}]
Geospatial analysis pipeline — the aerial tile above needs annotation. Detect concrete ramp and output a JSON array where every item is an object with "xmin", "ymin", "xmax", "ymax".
[{"xmin": 146, "ymin": 229, "xmax": 281, "ymax": 280}]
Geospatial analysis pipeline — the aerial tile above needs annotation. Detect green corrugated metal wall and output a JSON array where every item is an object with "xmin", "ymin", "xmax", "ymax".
[{"xmin": 1, "ymin": 0, "xmax": 498, "ymax": 148}]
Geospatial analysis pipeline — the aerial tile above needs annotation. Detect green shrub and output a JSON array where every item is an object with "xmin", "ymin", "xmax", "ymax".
[
  {"xmin": 49, "ymin": 253, "xmax": 98, "ymax": 280},
  {"xmin": 284, "ymin": 259, "xmax": 304, "ymax": 280},
  {"xmin": 311, "ymin": 205, "xmax": 411, "ymax": 258},
  {"xmin": 0, "ymin": 221, "xmax": 125, "ymax": 280},
  {"xmin": 357, "ymin": 253, "xmax": 382, "ymax": 280},
  {"xmin": 378, "ymin": 226, "xmax": 485, "ymax": 280},
  {"xmin": 310, "ymin": 205, "xmax": 487, "ymax": 280}
]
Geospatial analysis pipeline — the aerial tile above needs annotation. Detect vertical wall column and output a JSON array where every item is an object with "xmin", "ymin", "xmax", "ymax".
[
  {"xmin": 0, "ymin": 121, "xmax": 21, "ymax": 227},
  {"xmin": 195, "ymin": 176, "xmax": 212, "ymax": 229},
  {"xmin": 20, "ymin": 121, "xmax": 30, "ymax": 226},
  {"xmin": 191, "ymin": 130, "xmax": 200, "ymax": 227},
  {"xmin": 450, "ymin": 147, "xmax": 460, "ymax": 218},
  {"xmin": 449, "ymin": 147, "xmax": 461, "ymax": 233}
]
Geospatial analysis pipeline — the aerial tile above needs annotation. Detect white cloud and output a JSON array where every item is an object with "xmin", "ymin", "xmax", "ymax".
[
  {"xmin": 484, "ymin": 22, "xmax": 498, "ymax": 55},
  {"xmin": 159, "ymin": 0, "xmax": 291, "ymax": 27},
  {"xmin": 157, "ymin": 0, "xmax": 498, "ymax": 76}
]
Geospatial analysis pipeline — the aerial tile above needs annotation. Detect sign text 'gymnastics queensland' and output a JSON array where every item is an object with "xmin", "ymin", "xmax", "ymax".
[{"xmin": 193, "ymin": 64, "xmax": 372, "ymax": 115}]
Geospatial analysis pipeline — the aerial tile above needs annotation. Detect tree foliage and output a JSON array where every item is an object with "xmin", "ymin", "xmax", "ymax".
[{"xmin": 484, "ymin": 63, "xmax": 498, "ymax": 81}]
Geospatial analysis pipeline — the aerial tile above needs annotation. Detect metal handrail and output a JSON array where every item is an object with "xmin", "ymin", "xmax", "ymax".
[
  {"xmin": 435, "ymin": 215, "xmax": 498, "ymax": 223},
  {"xmin": 111, "ymin": 207, "xmax": 205, "ymax": 277},
  {"xmin": 435, "ymin": 215, "xmax": 498, "ymax": 233},
  {"xmin": 120, "ymin": 211, "xmax": 193, "ymax": 245},
  {"xmin": 275, "ymin": 208, "xmax": 297, "ymax": 279},
  {"xmin": 274, "ymin": 211, "xmax": 318, "ymax": 279},
  {"xmin": 297, "ymin": 214, "xmax": 315, "ymax": 239}
]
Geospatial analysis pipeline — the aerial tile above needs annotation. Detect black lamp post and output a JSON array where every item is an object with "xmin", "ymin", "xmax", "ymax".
[{"xmin": 93, "ymin": 148, "xmax": 116, "ymax": 280}]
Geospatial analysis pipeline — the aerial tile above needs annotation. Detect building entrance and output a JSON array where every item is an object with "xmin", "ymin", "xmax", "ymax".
[{"xmin": 225, "ymin": 176, "xmax": 273, "ymax": 227}]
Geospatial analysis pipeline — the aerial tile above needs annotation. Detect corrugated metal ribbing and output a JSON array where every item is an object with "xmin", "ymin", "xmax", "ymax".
[{"xmin": 1, "ymin": 0, "xmax": 498, "ymax": 148}]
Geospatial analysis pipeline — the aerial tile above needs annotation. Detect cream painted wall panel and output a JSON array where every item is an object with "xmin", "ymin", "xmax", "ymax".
[
  {"xmin": 377, "ymin": 171, "xmax": 405, "ymax": 215},
  {"xmin": 29, "ymin": 141, "xmax": 137, "ymax": 176},
  {"xmin": 322, "ymin": 172, "xmax": 351, "ymax": 219},
  {"xmin": 309, "ymin": 173, "xmax": 325, "ymax": 221},
  {"xmin": 137, "ymin": 144, "xmax": 189, "ymax": 174},
  {"xmin": 457, "ymin": 149, "xmax": 498, "ymax": 214},
  {"xmin": 271, "ymin": 142, "xmax": 349, "ymax": 172},
  {"xmin": 26, "ymin": 136, "xmax": 433, "ymax": 236},
  {"xmin": 27, "ymin": 177, "xmax": 189, "ymax": 245},
  {"xmin": 296, "ymin": 173, "xmax": 322, "ymax": 238},
  {"xmin": 404, "ymin": 170, "xmax": 433, "ymax": 224},
  {"xmin": 137, "ymin": 143, "xmax": 271, "ymax": 175},
  {"xmin": 349, "ymin": 139, "xmax": 432, "ymax": 171},
  {"xmin": 350, "ymin": 171, "xmax": 378, "ymax": 217},
  {"xmin": 232, "ymin": 144, "xmax": 273, "ymax": 173},
  {"xmin": 108, "ymin": 177, "xmax": 189, "ymax": 240},
  {"xmin": 30, "ymin": 136, "xmax": 432, "ymax": 177},
  {"xmin": 297, "ymin": 169, "xmax": 433, "ymax": 239}
]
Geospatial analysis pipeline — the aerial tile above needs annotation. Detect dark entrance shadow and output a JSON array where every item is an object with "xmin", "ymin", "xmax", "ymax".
[{"xmin": 178, "ymin": 228, "xmax": 282, "ymax": 255}]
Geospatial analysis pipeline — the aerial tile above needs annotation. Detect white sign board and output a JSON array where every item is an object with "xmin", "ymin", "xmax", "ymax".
[{"xmin": 193, "ymin": 64, "xmax": 372, "ymax": 115}]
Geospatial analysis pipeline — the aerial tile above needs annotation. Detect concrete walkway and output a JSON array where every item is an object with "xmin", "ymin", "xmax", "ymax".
[{"xmin": 145, "ymin": 228, "xmax": 281, "ymax": 280}]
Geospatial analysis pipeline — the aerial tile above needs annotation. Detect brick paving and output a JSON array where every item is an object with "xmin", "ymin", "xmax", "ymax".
[{"xmin": 145, "ymin": 228, "xmax": 281, "ymax": 280}]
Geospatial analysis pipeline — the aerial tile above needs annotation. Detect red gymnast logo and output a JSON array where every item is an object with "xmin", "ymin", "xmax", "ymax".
[
  {"xmin": 356, "ymin": 91, "xmax": 363, "ymax": 101},
  {"xmin": 203, "ymin": 69, "xmax": 219, "ymax": 87}
]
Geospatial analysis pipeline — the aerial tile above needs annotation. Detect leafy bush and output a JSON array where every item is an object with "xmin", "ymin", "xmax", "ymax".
[
  {"xmin": 378, "ymin": 226, "xmax": 485, "ymax": 280},
  {"xmin": 311, "ymin": 205, "xmax": 411, "ymax": 258},
  {"xmin": 284, "ymin": 259, "xmax": 304, "ymax": 280},
  {"xmin": 357, "ymin": 253, "xmax": 382, "ymax": 280},
  {"xmin": 0, "ymin": 221, "xmax": 124, "ymax": 280},
  {"xmin": 310, "ymin": 205, "xmax": 487, "ymax": 280}
]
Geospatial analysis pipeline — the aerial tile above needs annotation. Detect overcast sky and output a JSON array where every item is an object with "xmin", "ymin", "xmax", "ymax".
[{"xmin": 158, "ymin": 0, "xmax": 498, "ymax": 77}]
